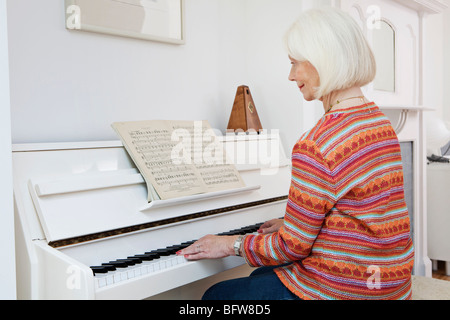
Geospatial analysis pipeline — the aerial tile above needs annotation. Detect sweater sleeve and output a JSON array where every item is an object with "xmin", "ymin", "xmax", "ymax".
[{"xmin": 242, "ymin": 140, "xmax": 336, "ymax": 267}]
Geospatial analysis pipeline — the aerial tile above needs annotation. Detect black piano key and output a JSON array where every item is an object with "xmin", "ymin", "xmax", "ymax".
[
  {"xmin": 104, "ymin": 261, "xmax": 128, "ymax": 268},
  {"xmin": 90, "ymin": 266, "xmax": 109, "ymax": 275},
  {"xmin": 145, "ymin": 253, "xmax": 160, "ymax": 260},
  {"xmin": 116, "ymin": 259, "xmax": 137, "ymax": 266},
  {"xmin": 164, "ymin": 248, "xmax": 177, "ymax": 255},
  {"xmin": 143, "ymin": 251, "xmax": 161, "ymax": 259},
  {"xmin": 124, "ymin": 257, "xmax": 143, "ymax": 264},
  {"xmin": 177, "ymin": 241, "xmax": 195, "ymax": 250},
  {"xmin": 216, "ymin": 223, "xmax": 262, "ymax": 236},
  {"xmin": 247, "ymin": 224, "xmax": 262, "ymax": 232},
  {"xmin": 228, "ymin": 229, "xmax": 246, "ymax": 235},
  {"xmin": 238, "ymin": 226, "xmax": 254, "ymax": 234},
  {"xmin": 168, "ymin": 244, "xmax": 184, "ymax": 249},
  {"xmin": 248, "ymin": 224, "xmax": 263, "ymax": 232},
  {"xmin": 132, "ymin": 254, "xmax": 158, "ymax": 261},
  {"xmin": 166, "ymin": 245, "xmax": 185, "ymax": 254},
  {"xmin": 179, "ymin": 242, "xmax": 193, "ymax": 248},
  {"xmin": 99, "ymin": 264, "xmax": 117, "ymax": 272},
  {"xmin": 149, "ymin": 249, "xmax": 172, "ymax": 257},
  {"xmin": 217, "ymin": 231, "xmax": 235, "ymax": 236}
]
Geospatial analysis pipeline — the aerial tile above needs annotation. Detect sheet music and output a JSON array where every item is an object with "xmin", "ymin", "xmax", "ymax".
[{"xmin": 112, "ymin": 120, "xmax": 245, "ymax": 201}]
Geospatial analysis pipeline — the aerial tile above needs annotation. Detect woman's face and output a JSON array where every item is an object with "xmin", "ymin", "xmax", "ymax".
[{"xmin": 288, "ymin": 57, "xmax": 320, "ymax": 101}]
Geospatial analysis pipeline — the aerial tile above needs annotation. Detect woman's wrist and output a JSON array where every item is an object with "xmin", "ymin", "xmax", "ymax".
[{"xmin": 228, "ymin": 235, "xmax": 240, "ymax": 256}]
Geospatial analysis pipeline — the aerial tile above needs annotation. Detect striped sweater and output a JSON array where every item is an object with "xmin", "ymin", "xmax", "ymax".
[{"xmin": 242, "ymin": 103, "xmax": 414, "ymax": 300}]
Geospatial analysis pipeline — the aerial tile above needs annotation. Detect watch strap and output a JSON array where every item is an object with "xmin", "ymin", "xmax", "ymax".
[{"xmin": 233, "ymin": 235, "xmax": 245, "ymax": 256}]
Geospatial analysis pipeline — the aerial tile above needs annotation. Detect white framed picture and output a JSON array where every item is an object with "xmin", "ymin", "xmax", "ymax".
[{"xmin": 65, "ymin": 0, "xmax": 185, "ymax": 44}]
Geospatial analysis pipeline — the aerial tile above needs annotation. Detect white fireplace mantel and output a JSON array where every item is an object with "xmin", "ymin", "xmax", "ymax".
[
  {"xmin": 393, "ymin": 0, "xmax": 448, "ymax": 14},
  {"xmin": 380, "ymin": 105, "xmax": 432, "ymax": 277},
  {"xmin": 340, "ymin": 0, "xmax": 445, "ymax": 278},
  {"xmin": 380, "ymin": 105, "xmax": 432, "ymax": 135}
]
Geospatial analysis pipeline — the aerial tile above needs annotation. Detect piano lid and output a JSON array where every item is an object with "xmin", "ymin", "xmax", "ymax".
[{"xmin": 13, "ymin": 138, "xmax": 290, "ymax": 247}]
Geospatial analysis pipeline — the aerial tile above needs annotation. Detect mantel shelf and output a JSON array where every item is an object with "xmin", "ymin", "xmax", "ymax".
[
  {"xmin": 393, "ymin": 0, "xmax": 448, "ymax": 14},
  {"xmin": 379, "ymin": 105, "xmax": 435, "ymax": 111}
]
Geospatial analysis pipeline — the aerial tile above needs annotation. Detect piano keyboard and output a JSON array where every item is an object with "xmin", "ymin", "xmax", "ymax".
[{"xmin": 90, "ymin": 222, "xmax": 265, "ymax": 289}]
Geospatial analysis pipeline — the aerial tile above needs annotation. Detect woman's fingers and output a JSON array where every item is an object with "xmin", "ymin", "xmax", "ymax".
[
  {"xmin": 258, "ymin": 219, "xmax": 284, "ymax": 234},
  {"xmin": 177, "ymin": 235, "xmax": 237, "ymax": 260}
]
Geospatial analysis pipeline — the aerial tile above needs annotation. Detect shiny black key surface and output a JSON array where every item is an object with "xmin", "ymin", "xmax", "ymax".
[
  {"xmin": 147, "ymin": 249, "xmax": 171, "ymax": 257},
  {"xmin": 91, "ymin": 266, "xmax": 109, "ymax": 274},
  {"xmin": 104, "ymin": 261, "xmax": 128, "ymax": 268},
  {"xmin": 101, "ymin": 264, "xmax": 117, "ymax": 272},
  {"xmin": 132, "ymin": 254, "xmax": 158, "ymax": 261},
  {"xmin": 116, "ymin": 259, "xmax": 137, "ymax": 266},
  {"xmin": 123, "ymin": 257, "xmax": 143, "ymax": 264},
  {"xmin": 165, "ymin": 245, "xmax": 184, "ymax": 254}
]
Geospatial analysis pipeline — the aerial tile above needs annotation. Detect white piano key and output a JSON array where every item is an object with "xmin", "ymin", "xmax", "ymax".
[
  {"xmin": 97, "ymin": 277, "xmax": 107, "ymax": 288},
  {"xmin": 113, "ymin": 273, "xmax": 122, "ymax": 284},
  {"xmin": 106, "ymin": 275, "xmax": 114, "ymax": 286},
  {"xmin": 177, "ymin": 256, "xmax": 188, "ymax": 264}
]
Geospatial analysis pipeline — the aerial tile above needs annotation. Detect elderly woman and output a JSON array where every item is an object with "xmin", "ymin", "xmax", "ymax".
[{"xmin": 177, "ymin": 6, "xmax": 414, "ymax": 300}]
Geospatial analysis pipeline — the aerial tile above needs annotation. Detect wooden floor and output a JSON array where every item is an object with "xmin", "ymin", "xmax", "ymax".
[{"xmin": 432, "ymin": 261, "xmax": 450, "ymax": 281}]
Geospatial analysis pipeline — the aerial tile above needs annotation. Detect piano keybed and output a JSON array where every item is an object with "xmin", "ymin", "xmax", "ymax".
[{"xmin": 90, "ymin": 222, "xmax": 264, "ymax": 289}]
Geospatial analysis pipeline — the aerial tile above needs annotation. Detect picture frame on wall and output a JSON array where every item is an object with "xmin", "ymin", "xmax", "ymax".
[{"xmin": 65, "ymin": 0, "xmax": 185, "ymax": 45}]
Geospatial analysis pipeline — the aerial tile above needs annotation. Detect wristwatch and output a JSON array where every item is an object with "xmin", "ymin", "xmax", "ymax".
[{"xmin": 233, "ymin": 235, "xmax": 245, "ymax": 256}]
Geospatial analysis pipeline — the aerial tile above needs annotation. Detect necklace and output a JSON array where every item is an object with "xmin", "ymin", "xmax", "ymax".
[{"xmin": 326, "ymin": 96, "xmax": 365, "ymax": 113}]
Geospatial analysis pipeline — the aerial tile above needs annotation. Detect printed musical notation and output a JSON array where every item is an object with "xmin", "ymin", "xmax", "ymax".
[{"xmin": 112, "ymin": 120, "xmax": 245, "ymax": 201}]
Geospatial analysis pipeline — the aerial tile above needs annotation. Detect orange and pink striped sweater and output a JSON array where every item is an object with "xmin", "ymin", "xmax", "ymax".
[{"xmin": 242, "ymin": 103, "xmax": 414, "ymax": 300}]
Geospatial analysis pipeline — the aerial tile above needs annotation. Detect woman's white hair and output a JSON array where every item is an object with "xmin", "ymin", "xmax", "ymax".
[{"xmin": 284, "ymin": 6, "xmax": 376, "ymax": 99}]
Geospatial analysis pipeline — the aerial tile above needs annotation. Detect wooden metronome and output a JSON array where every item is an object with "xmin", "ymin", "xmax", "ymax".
[{"xmin": 227, "ymin": 85, "xmax": 263, "ymax": 133}]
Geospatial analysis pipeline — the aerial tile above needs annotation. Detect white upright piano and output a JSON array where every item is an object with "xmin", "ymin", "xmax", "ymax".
[{"xmin": 13, "ymin": 134, "xmax": 291, "ymax": 300}]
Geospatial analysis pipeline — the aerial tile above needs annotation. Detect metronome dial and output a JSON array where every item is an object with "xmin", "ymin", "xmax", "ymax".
[{"xmin": 247, "ymin": 102, "xmax": 255, "ymax": 114}]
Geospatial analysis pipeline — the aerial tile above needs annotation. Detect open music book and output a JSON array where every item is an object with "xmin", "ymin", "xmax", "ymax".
[{"xmin": 112, "ymin": 120, "xmax": 245, "ymax": 202}]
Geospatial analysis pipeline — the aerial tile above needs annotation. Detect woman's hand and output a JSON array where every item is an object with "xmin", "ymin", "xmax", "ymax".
[
  {"xmin": 258, "ymin": 219, "xmax": 284, "ymax": 234},
  {"xmin": 177, "ymin": 218, "xmax": 284, "ymax": 260},
  {"xmin": 177, "ymin": 235, "xmax": 238, "ymax": 261}
]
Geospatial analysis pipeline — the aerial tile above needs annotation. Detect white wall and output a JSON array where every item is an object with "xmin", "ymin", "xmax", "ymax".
[
  {"xmin": 7, "ymin": 0, "xmax": 310, "ymax": 151},
  {"xmin": 237, "ymin": 0, "xmax": 306, "ymax": 148},
  {"xmin": 421, "ymin": 4, "xmax": 450, "ymax": 151},
  {"xmin": 0, "ymin": 0, "xmax": 16, "ymax": 300},
  {"xmin": 443, "ymin": 5, "xmax": 450, "ymax": 124},
  {"xmin": 7, "ymin": 0, "xmax": 450, "ymax": 154},
  {"xmin": 8, "ymin": 0, "xmax": 225, "ymax": 142}
]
